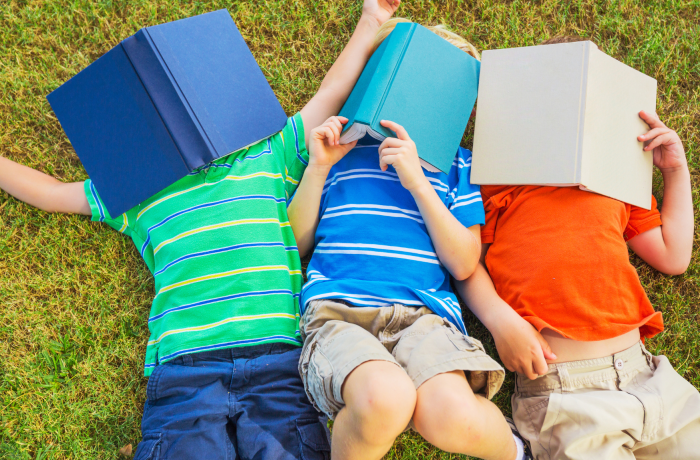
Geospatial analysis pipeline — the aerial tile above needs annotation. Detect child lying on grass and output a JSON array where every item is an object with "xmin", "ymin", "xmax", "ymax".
[
  {"xmin": 457, "ymin": 35, "xmax": 699, "ymax": 460},
  {"xmin": 288, "ymin": 19, "xmax": 530, "ymax": 460},
  {"xmin": 0, "ymin": 1, "xmax": 400, "ymax": 458}
]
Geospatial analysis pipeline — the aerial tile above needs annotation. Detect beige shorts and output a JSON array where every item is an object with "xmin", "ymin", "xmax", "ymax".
[
  {"xmin": 298, "ymin": 299, "xmax": 505, "ymax": 419},
  {"xmin": 512, "ymin": 341, "xmax": 700, "ymax": 460}
]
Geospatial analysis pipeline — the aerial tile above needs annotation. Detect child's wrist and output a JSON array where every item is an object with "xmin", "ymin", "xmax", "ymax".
[
  {"xmin": 659, "ymin": 162, "xmax": 690, "ymax": 178},
  {"xmin": 305, "ymin": 163, "xmax": 332, "ymax": 179},
  {"xmin": 408, "ymin": 179, "xmax": 434, "ymax": 197},
  {"xmin": 358, "ymin": 12, "xmax": 384, "ymax": 31}
]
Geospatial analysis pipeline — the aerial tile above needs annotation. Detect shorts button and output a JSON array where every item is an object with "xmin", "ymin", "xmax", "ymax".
[{"xmin": 614, "ymin": 359, "xmax": 624, "ymax": 370}]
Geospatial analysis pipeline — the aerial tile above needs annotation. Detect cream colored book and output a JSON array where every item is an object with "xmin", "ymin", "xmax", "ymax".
[{"xmin": 471, "ymin": 41, "xmax": 657, "ymax": 209}]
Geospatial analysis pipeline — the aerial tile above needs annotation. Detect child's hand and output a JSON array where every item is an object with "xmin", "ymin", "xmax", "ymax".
[
  {"xmin": 308, "ymin": 116, "xmax": 357, "ymax": 173},
  {"xmin": 492, "ymin": 313, "xmax": 556, "ymax": 380},
  {"xmin": 638, "ymin": 110, "xmax": 688, "ymax": 173},
  {"xmin": 362, "ymin": 0, "xmax": 400, "ymax": 26},
  {"xmin": 378, "ymin": 120, "xmax": 430, "ymax": 192}
]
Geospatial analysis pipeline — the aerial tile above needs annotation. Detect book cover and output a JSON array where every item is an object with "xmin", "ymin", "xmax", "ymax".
[
  {"xmin": 471, "ymin": 41, "xmax": 656, "ymax": 209},
  {"xmin": 339, "ymin": 22, "xmax": 480, "ymax": 174},
  {"xmin": 47, "ymin": 9, "xmax": 288, "ymax": 216}
]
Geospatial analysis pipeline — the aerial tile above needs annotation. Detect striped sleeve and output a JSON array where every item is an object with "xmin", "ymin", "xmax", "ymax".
[
  {"xmin": 84, "ymin": 179, "xmax": 147, "ymax": 251},
  {"xmin": 273, "ymin": 112, "xmax": 308, "ymax": 199},
  {"xmin": 446, "ymin": 149, "xmax": 485, "ymax": 227}
]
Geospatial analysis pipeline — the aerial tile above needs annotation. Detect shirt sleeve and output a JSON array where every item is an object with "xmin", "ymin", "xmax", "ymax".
[
  {"xmin": 445, "ymin": 149, "xmax": 485, "ymax": 228},
  {"xmin": 84, "ymin": 179, "xmax": 146, "ymax": 250},
  {"xmin": 624, "ymin": 195, "xmax": 662, "ymax": 241},
  {"xmin": 270, "ymin": 112, "xmax": 309, "ymax": 201}
]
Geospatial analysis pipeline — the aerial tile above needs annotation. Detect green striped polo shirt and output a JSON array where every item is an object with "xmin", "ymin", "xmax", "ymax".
[{"xmin": 85, "ymin": 113, "xmax": 308, "ymax": 376}]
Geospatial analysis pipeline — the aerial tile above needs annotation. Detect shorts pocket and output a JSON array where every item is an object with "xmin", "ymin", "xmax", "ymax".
[
  {"xmin": 446, "ymin": 328, "xmax": 481, "ymax": 352},
  {"xmin": 296, "ymin": 418, "xmax": 331, "ymax": 460},
  {"xmin": 306, "ymin": 347, "xmax": 338, "ymax": 418},
  {"xmin": 145, "ymin": 364, "xmax": 167, "ymax": 402},
  {"xmin": 133, "ymin": 433, "xmax": 162, "ymax": 460},
  {"xmin": 537, "ymin": 392, "xmax": 563, "ymax": 458}
]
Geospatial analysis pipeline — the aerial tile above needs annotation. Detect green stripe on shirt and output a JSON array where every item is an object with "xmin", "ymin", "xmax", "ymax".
[{"xmin": 84, "ymin": 113, "xmax": 308, "ymax": 376}]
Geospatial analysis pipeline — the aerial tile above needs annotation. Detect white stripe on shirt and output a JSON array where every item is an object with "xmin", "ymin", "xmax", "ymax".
[
  {"xmin": 316, "ymin": 242, "xmax": 438, "ymax": 258},
  {"xmin": 321, "ymin": 210, "xmax": 424, "ymax": 224},
  {"xmin": 313, "ymin": 249, "xmax": 440, "ymax": 265}
]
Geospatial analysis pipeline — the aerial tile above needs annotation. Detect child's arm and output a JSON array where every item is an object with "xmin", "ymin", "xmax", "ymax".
[
  {"xmin": 377, "ymin": 120, "xmax": 480, "ymax": 280},
  {"xmin": 289, "ymin": 116, "xmax": 357, "ymax": 256},
  {"xmin": 627, "ymin": 111, "xmax": 694, "ymax": 275},
  {"xmin": 0, "ymin": 156, "xmax": 90, "ymax": 215},
  {"xmin": 299, "ymin": 0, "xmax": 400, "ymax": 140},
  {"xmin": 455, "ymin": 244, "xmax": 557, "ymax": 380}
]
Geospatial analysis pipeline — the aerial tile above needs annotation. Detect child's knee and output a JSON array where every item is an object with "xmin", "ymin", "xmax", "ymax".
[
  {"xmin": 344, "ymin": 361, "xmax": 416, "ymax": 428},
  {"xmin": 413, "ymin": 378, "xmax": 484, "ymax": 446}
]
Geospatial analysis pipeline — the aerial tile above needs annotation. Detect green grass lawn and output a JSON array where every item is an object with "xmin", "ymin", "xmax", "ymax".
[{"xmin": 0, "ymin": 0, "xmax": 698, "ymax": 458}]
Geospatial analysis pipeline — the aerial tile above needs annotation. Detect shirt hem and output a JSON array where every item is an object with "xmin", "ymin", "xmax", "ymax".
[{"xmin": 144, "ymin": 334, "xmax": 302, "ymax": 376}]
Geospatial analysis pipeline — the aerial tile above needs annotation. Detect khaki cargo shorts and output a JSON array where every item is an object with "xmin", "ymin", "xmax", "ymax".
[
  {"xmin": 298, "ymin": 299, "xmax": 505, "ymax": 420},
  {"xmin": 512, "ymin": 341, "xmax": 700, "ymax": 459}
]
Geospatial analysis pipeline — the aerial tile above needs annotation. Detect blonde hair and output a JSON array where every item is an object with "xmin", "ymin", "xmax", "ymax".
[{"xmin": 371, "ymin": 18, "xmax": 480, "ymax": 60}]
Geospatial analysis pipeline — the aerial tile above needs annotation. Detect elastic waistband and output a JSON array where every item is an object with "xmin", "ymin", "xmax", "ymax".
[
  {"xmin": 516, "ymin": 341, "xmax": 653, "ymax": 394},
  {"xmin": 166, "ymin": 342, "xmax": 299, "ymax": 365}
]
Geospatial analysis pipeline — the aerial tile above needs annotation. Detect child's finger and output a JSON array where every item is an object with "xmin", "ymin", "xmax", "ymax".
[
  {"xmin": 638, "ymin": 127, "xmax": 670, "ymax": 142},
  {"xmin": 536, "ymin": 331, "xmax": 557, "ymax": 361},
  {"xmin": 325, "ymin": 121, "xmax": 341, "ymax": 145},
  {"xmin": 328, "ymin": 117, "xmax": 345, "ymax": 136},
  {"xmin": 320, "ymin": 127, "xmax": 335, "ymax": 145},
  {"xmin": 378, "ymin": 147, "xmax": 402, "ymax": 159},
  {"xmin": 380, "ymin": 120, "xmax": 411, "ymax": 141},
  {"xmin": 532, "ymin": 351, "xmax": 548, "ymax": 377},
  {"xmin": 639, "ymin": 110, "xmax": 665, "ymax": 129},
  {"xmin": 379, "ymin": 153, "xmax": 398, "ymax": 171},
  {"xmin": 378, "ymin": 138, "xmax": 404, "ymax": 153},
  {"xmin": 644, "ymin": 132, "xmax": 676, "ymax": 151},
  {"xmin": 523, "ymin": 362, "xmax": 539, "ymax": 380}
]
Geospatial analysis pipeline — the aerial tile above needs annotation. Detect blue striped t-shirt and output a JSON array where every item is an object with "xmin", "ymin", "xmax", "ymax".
[{"xmin": 300, "ymin": 144, "xmax": 484, "ymax": 334}]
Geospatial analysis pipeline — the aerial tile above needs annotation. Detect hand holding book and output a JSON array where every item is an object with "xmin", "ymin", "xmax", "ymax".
[
  {"xmin": 377, "ymin": 120, "xmax": 429, "ymax": 193},
  {"xmin": 308, "ymin": 116, "xmax": 358, "ymax": 174},
  {"xmin": 638, "ymin": 110, "xmax": 687, "ymax": 173}
]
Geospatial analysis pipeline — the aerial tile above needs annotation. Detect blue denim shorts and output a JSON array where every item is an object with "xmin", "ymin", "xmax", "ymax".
[{"xmin": 134, "ymin": 343, "xmax": 330, "ymax": 460}]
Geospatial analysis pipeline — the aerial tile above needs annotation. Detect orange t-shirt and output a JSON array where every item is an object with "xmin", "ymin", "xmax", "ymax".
[{"xmin": 481, "ymin": 185, "xmax": 664, "ymax": 341}]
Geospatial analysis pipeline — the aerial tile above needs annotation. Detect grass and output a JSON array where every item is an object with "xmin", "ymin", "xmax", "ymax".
[{"xmin": 0, "ymin": 0, "xmax": 698, "ymax": 458}]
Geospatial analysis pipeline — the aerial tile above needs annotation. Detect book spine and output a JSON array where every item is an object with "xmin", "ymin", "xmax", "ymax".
[
  {"xmin": 574, "ymin": 41, "xmax": 592, "ymax": 184},
  {"xmin": 122, "ymin": 30, "xmax": 216, "ymax": 170},
  {"xmin": 370, "ymin": 24, "xmax": 416, "ymax": 131},
  {"xmin": 352, "ymin": 24, "xmax": 416, "ymax": 127}
]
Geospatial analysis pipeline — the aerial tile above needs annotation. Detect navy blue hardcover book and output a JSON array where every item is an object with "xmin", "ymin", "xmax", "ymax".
[{"xmin": 47, "ymin": 9, "xmax": 288, "ymax": 216}]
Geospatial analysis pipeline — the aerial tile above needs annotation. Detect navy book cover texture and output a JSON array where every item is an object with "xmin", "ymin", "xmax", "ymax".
[{"xmin": 47, "ymin": 9, "xmax": 288, "ymax": 216}]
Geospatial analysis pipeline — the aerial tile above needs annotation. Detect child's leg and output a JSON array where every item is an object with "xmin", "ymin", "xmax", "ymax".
[
  {"xmin": 413, "ymin": 370, "xmax": 517, "ymax": 460},
  {"xmin": 390, "ymin": 311, "xmax": 511, "ymax": 460},
  {"xmin": 298, "ymin": 300, "xmax": 418, "ymax": 460},
  {"xmin": 135, "ymin": 351, "xmax": 241, "ymax": 459},
  {"xmin": 333, "ymin": 360, "xmax": 416, "ymax": 459},
  {"xmin": 235, "ymin": 345, "xmax": 331, "ymax": 460}
]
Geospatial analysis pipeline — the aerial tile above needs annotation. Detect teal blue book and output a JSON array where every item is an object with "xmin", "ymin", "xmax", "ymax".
[{"xmin": 339, "ymin": 22, "xmax": 480, "ymax": 173}]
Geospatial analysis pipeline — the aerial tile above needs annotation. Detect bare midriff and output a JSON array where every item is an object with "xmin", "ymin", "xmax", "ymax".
[{"xmin": 542, "ymin": 328, "xmax": 641, "ymax": 363}]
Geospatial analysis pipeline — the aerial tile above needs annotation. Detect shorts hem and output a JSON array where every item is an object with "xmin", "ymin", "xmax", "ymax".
[{"xmin": 411, "ymin": 355, "xmax": 505, "ymax": 398}]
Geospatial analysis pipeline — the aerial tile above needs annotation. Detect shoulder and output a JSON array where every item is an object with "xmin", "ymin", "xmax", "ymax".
[
  {"xmin": 274, "ymin": 113, "xmax": 304, "ymax": 150},
  {"xmin": 457, "ymin": 147, "xmax": 473, "ymax": 162},
  {"xmin": 450, "ymin": 148, "xmax": 473, "ymax": 174}
]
